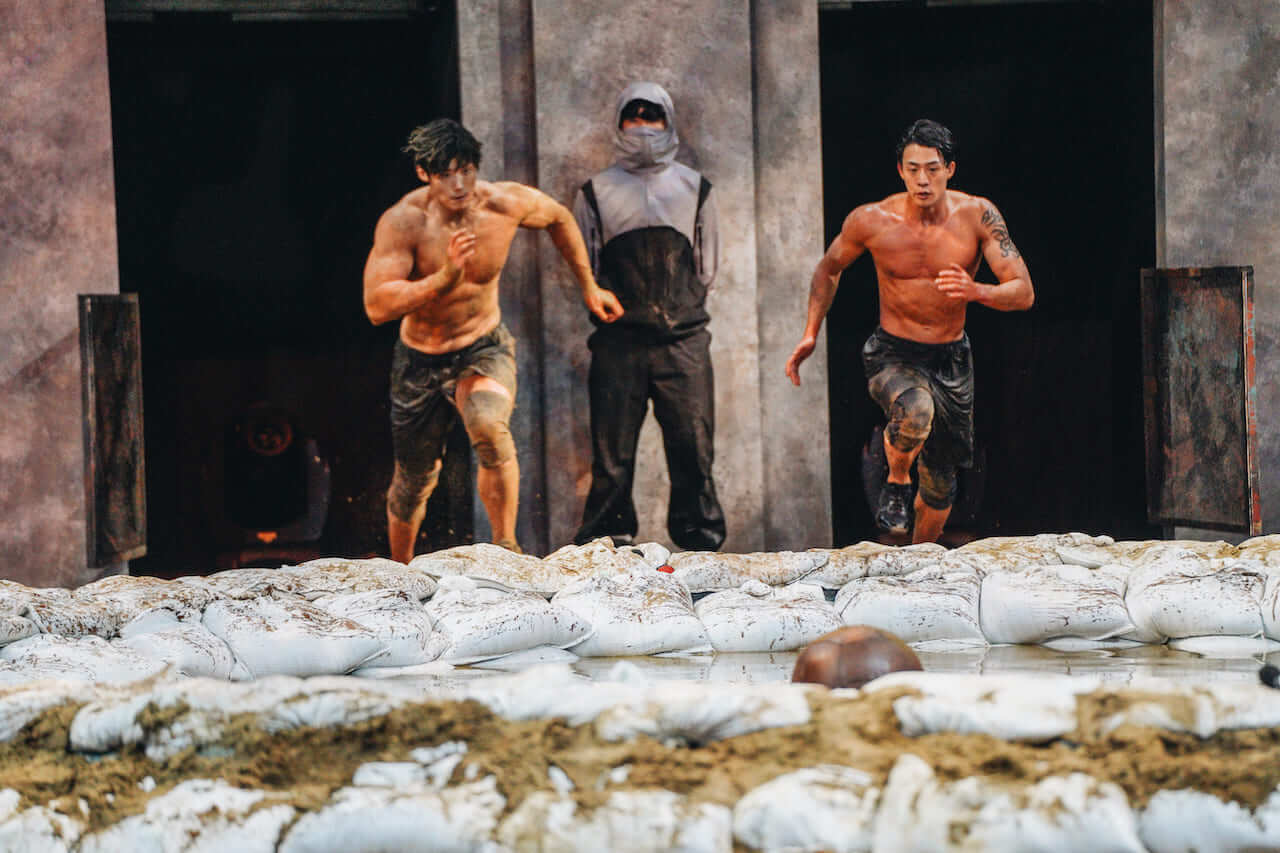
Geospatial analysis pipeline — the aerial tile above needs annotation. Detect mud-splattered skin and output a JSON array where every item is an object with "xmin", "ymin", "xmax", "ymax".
[{"xmin": 791, "ymin": 625, "xmax": 923, "ymax": 689}]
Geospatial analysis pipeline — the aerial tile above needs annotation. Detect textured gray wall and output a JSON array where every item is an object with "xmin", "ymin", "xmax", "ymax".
[
  {"xmin": 1159, "ymin": 0, "xmax": 1280, "ymax": 533},
  {"xmin": 0, "ymin": 0, "xmax": 121, "ymax": 585}
]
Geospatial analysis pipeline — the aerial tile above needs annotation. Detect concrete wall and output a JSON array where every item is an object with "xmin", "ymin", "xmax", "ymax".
[
  {"xmin": 459, "ymin": 0, "xmax": 832, "ymax": 554},
  {"xmin": 1158, "ymin": 0, "xmax": 1280, "ymax": 534},
  {"xmin": 0, "ymin": 0, "xmax": 121, "ymax": 585}
]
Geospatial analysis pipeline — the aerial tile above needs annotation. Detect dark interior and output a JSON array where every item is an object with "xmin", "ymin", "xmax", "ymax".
[
  {"xmin": 106, "ymin": 5, "xmax": 470, "ymax": 574},
  {"xmin": 818, "ymin": 1, "xmax": 1161, "ymax": 545}
]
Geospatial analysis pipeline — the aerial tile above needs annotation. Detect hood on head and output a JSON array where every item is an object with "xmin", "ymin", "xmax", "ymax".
[{"xmin": 613, "ymin": 81, "xmax": 679, "ymax": 173}]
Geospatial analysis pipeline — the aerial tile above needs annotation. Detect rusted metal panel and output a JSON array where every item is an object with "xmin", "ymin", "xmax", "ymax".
[
  {"xmin": 79, "ymin": 294, "xmax": 147, "ymax": 566},
  {"xmin": 1140, "ymin": 266, "xmax": 1260, "ymax": 534}
]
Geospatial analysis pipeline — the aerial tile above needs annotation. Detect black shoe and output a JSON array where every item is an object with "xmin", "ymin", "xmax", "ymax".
[{"xmin": 876, "ymin": 482, "xmax": 914, "ymax": 534}]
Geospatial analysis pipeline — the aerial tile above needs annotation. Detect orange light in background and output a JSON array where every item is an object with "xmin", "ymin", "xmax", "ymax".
[{"xmin": 256, "ymin": 531, "xmax": 279, "ymax": 544}]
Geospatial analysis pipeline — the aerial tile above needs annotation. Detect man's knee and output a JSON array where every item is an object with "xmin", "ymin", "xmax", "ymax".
[
  {"xmin": 917, "ymin": 460, "xmax": 957, "ymax": 510},
  {"xmin": 387, "ymin": 459, "xmax": 441, "ymax": 522},
  {"xmin": 887, "ymin": 387, "xmax": 934, "ymax": 451},
  {"xmin": 461, "ymin": 390, "xmax": 516, "ymax": 468}
]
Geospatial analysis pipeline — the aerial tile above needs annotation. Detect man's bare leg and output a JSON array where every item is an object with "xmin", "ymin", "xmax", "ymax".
[
  {"xmin": 456, "ymin": 375, "xmax": 520, "ymax": 550},
  {"xmin": 883, "ymin": 428, "xmax": 922, "ymax": 486},
  {"xmin": 388, "ymin": 507, "xmax": 425, "ymax": 565},
  {"xmin": 386, "ymin": 459, "xmax": 440, "ymax": 564},
  {"xmin": 912, "ymin": 495, "xmax": 951, "ymax": 544}
]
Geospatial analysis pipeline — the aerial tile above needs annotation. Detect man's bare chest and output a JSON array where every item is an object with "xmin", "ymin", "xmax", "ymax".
[
  {"xmin": 867, "ymin": 222, "xmax": 979, "ymax": 281},
  {"xmin": 416, "ymin": 211, "xmax": 519, "ymax": 282}
]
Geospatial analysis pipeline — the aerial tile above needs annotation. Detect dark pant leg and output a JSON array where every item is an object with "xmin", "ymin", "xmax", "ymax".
[
  {"xmin": 575, "ymin": 330, "xmax": 652, "ymax": 545},
  {"xmin": 649, "ymin": 329, "xmax": 726, "ymax": 551}
]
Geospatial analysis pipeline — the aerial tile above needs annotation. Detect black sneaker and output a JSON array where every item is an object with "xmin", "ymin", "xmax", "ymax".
[{"xmin": 875, "ymin": 482, "xmax": 914, "ymax": 534}]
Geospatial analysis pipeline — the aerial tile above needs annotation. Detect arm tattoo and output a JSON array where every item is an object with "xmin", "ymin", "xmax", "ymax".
[{"xmin": 981, "ymin": 206, "xmax": 1021, "ymax": 259}]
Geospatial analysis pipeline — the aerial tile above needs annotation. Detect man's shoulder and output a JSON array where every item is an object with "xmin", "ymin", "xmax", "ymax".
[
  {"xmin": 478, "ymin": 180, "xmax": 542, "ymax": 215},
  {"xmin": 379, "ymin": 190, "xmax": 429, "ymax": 232},
  {"xmin": 845, "ymin": 195, "xmax": 903, "ymax": 231},
  {"xmin": 947, "ymin": 190, "xmax": 995, "ymax": 218}
]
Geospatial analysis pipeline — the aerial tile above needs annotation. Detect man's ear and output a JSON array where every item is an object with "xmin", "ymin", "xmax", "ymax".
[
  {"xmin": 946, "ymin": 160, "xmax": 956, "ymax": 179},
  {"xmin": 415, "ymin": 164, "xmax": 430, "ymax": 184}
]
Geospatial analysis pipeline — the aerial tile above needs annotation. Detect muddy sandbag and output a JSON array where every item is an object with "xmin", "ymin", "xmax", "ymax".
[
  {"xmin": 282, "ymin": 557, "xmax": 437, "ymax": 601},
  {"xmin": 0, "ymin": 680, "xmax": 99, "ymax": 742},
  {"xmin": 278, "ymin": 777, "xmax": 504, "ymax": 853},
  {"xmin": 550, "ymin": 570, "xmax": 710, "ymax": 656},
  {"xmin": 873, "ymin": 754, "xmax": 1144, "ymax": 852},
  {"xmin": 979, "ymin": 563, "xmax": 1133, "ymax": 644},
  {"xmin": 0, "ymin": 634, "xmax": 169, "ymax": 685},
  {"xmin": 863, "ymin": 542, "xmax": 948, "ymax": 577},
  {"xmin": 1124, "ymin": 555, "xmax": 1265, "ymax": 643},
  {"xmin": 804, "ymin": 542, "xmax": 894, "ymax": 588},
  {"xmin": 0, "ymin": 789, "xmax": 82, "ymax": 853},
  {"xmin": 1239, "ymin": 534, "xmax": 1280, "ymax": 567},
  {"xmin": 72, "ymin": 575, "xmax": 215, "ymax": 625},
  {"xmin": 311, "ymin": 590, "xmax": 443, "ymax": 668},
  {"xmin": 78, "ymin": 779, "xmax": 296, "ymax": 853},
  {"xmin": 1086, "ymin": 679, "xmax": 1280, "ymax": 739},
  {"xmin": 498, "ymin": 789, "xmax": 731, "ymax": 853},
  {"xmin": 409, "ymin": 542, "xmax": 569, "ymax": 596},
  {"xmin": 732, "ymin": 765, "xmax": 878, "ymax": 852},
  {"xmin": 834, "ymin": 569, "xmax": 984, "ymax": 644},
  {"xmin": 544, "ymin": 537, "xmax": 670, "ymax": 576},
  {"xmin": 182, "ymin": 569, "xmax": 316, "ymax": 601},
  {"xmin": 695, "ymin": 580, "xmax": 841, "ymax": 652},
  {"xmin": 426, "ymin": 577, "xmax": 592, "ymax": 664},
  {"xmin": 0, "ymin": 582, "xmax": 37, "ymax": 647},
  {"xmin": 668, "ymin": 550, "xmax": 827, "ymax": 593},
  {"xmin": 1138, "ymin": 787, "xmax": 1280, "ymax": 853},
  {"xmin": 114, "ymin": 615, "xmax": 249, "ymax": 680},
  {"xmin": 24, "ymin": 591, "xmax": 124, "ymax": 639},
  {"xmin": 202, "ymin": 597, "xmax": 387, "ymax": 678}
]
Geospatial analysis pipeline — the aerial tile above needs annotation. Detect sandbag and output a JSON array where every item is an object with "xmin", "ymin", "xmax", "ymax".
[
  {"xmin": 282, "ymin": 557, "xmax": 437, "ymax": 601},
  {"xmin": 979, "ymin": 563, "xmax": 1133, "ymax": 644},
  {"xmin": 427, "ymin": 577, "xmax": 593, "ymax": 664},
  {"xmin": 114, "ymin": 620, "xmax": 249, "ymax": 680},
  {"xmin": 804, "ymin": 542, "xmax": 893, "ymax": 588},
  {"xmin": 550, "ymin": 570, "xmax": 710, "ymax": 656},
  {"xmin": 312, "ymin": 590, "xmax": 443, "ymax": 668},
  {"xmin": 668, "ymin": 550, "xmax": 827, "ymax": 592},
  {"xmin": 0, "ymin": 582, "xmax": 37, "ymax": 646},
  {"xmin": 498, "ymin": 789, "xmax": 732, "ymax": 853},
  {"xmin": 410, "ymin": 542, "xmax": 575, "ymax": 596},
  {"xmin": 0, "ymin": 680, "xmax": 97, "ymax": 742},
  {"xmin": 72, "ymin": 575, "xmax": 214, "ymax": 625},
  {"xmin": 0, "ymin": 788, "xmax": 82, "ymax": 853},
  {"xmin": 202, "ymin": 597, "xmax": 387, "ymax": 678},
  {"xmin": 278, "ymin": 777, "xmax": 505, "ymax": 853},
  {"xmin": 0, "ymin": 634, "xmax": 169, "ymax": 684},
  {"xmin": 694, "ymin": 580, "xmax": 841, "ymax": 652},
  {"xmin": 183, "ymin": 569, "xmax": 316, "ymax": 601},
  {"xmin": 863, "ymin": 542, "xmax": 948, "ymax": 577},
  {"xmin": 834, "ymin": 569, "xmax": 984, "ymax": 644},
  {"xmin": 78, "ymin": 779, "xmax": 296, "ymax": 853},
  {"xmin": 543, "ymin": 537, "xmax": 670, "ymax": 576},
  {"xmin": 24, "ymin": 592, "xmax": 124, "ymax": 639},
  {"xmin": 732, "ymin": 765, "xmax": 878, "ymax": 853},
  {"xmin": 1138, "ymin": 787, "xmax": 1280, "ymax": 853},
  {"xmin": 1125, "ymin": 556, "xmax": 1265, "ymax": 642}
]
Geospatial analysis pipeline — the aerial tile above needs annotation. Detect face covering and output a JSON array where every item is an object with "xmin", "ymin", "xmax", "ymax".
[{"xmin": 615, "ymin": 124, "xmax": 677, "ymax": 173}]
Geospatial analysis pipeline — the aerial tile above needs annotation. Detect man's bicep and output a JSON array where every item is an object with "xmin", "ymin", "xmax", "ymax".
[
  {"xmin": 824, "ymin": 226, "xmax": 866, "ymax": 272},
  {"xmin": 363, "ymin": 222, "xmax": 416, "ymax": 290},
  {"xmin": 512, "ymin": 183, "xmax": 567, "ymax": 229},
  {"xmin": 979, "ymin": 204, "xmax": 1028, "ymax": 279}
]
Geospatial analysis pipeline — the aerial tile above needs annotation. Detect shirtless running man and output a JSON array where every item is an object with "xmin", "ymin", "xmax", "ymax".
[
  {"xmin": 785, "ymin": 119, "xmax": 1033, "ymax": 544},
  {"xmin": 364, "ymin": 118, "xmax": 623, "ymax": 562}
]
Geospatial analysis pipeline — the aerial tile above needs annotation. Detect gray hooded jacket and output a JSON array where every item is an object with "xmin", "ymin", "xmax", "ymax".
[{"xmin": 573, "ymin": 82, "xmax": 719, "ymax": 337}]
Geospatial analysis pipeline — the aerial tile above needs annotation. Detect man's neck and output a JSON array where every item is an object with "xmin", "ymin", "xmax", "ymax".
[{"xmin": 903, "ymin": 193, "xmax": 950, "ymax": 226}]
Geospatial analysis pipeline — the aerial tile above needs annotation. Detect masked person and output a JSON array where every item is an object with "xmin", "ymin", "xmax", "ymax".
[{"xmin": 572, "ymin": 82, "xmax": 726, "ymax": 551}]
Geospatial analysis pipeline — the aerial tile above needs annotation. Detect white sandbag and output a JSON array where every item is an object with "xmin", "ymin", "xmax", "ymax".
[
  {"xmin": 115, "ymin": 622, "xmax": 249, "ymax": 680},
  {"xmin": 866, "ymin": 671, "xmax": 1095, "ymax": 741},
  {"xmin": 1258, "ymin": 572, "xmax": 1280, "ymax": 641},
  {"xmin": 1125, "ymin": 556, "xmax": 1265, "ymax": 642},
  {"xmin": 0, "ymin": 615, "xmax": 37, "ymax": 647},
  {"xmin": 872, "ymin": 754, "xmax": 1144, "ymax": 853},
  {"xmin": 834, "ymin": 569, "xmax": 984, "ymax": 644},
  {"xmin": 543, "ymin": 537, "xmax": 668, "ymax": 576},
  {"xmin": 498, "ymin": 789, "xmax": 731, "ymax": 853},
  {"xmin": 202, "ymin": 597, "xmax": 387, "ymax": 678},
  {"xmin": 695, "ymin": 580, "xmax": 841, "ymax": 652},
  {"xmin": 73, "ymin": 575, "xmax": 214, "ymax": 625},
  {"xmin": 410, "ymin": 542, "xmax": 570, "ymax": 596},
  {"xmin": 668, "ymin": 550, "xmax": 827, "ymax": 593},
  {"xmin": 0, "ymin": 634, "xmax": 169, "ymax": 684},
  {"xmin": 0, "ymin": 680, "xmax": 97, "ymax": 742},
  {"xmin": 426, "ymin": 577, "xmax": 592, "ymax": 664},
  {"xmin": 979, "ymin": 563, "xmax": 1133, "ymax": 644},
  {"xmin": 1138, "ymin": 787, "xmax": 1280, "ymax": 853},
  {"xmin": 312, "ymin": 590, "xmax": 443, "ymax": 667},
  {"xmin": 1168, "ymin": 635, "xmax": 1280, "ymax": 657},
  {"xmin": 804, "ymin": 542, "xmax": 894, "ymax": 588},
  {"xmin": 1240, "ymin": 534, "xmax": 1280, "ymax": 567},
  {"xmin": 278, "ymin": 777, "xmax": 505, "ymax": 853},
  {"xmin": 550, "ymin": 570, "xmax": 710, "ymax": 656},
  {"xmin": 283, "ymin": 557, "xmax": 437, "ymax": 600},
  {"xmin": 1089, "ymin": 679, "xmax": 1280, "ymax": 738},
  {"xmin": 1108, "ymin": 539, "xmax": 1240, "ymax": 569},
  {"xmin": 78, "ymin": 779, "xmax": 295, "ymax": 853},
  {"xmin": 24, "ymin": 592, "xmax": 124, "ymax": 639},
  {"xmin": 0, "ymin": 789, "xmax": 82, "ymax": 853},
  {"xmin": 863, "ymin": 542, "xmax": 948, "ymax": 577},
  {"xmin": 732, "ymin": 765, "xmax": 878, "ymax": 853},
  {"xmin": 0, "ymin": 581, "xmax": 34, "ymax": 614}
]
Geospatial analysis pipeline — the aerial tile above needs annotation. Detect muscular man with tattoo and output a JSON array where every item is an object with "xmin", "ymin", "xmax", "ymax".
[
  {"xmin": 785, "ymin": 119, "xmax": 1033, "ymax": 543},
  {"xmin": 364, "ymin": 119, "xmax": 623, "ymax": 562}
]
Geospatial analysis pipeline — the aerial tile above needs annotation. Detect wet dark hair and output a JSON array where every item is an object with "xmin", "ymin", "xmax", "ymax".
[
  {"xmin": 402, "ymin": 118, "xmax": 482, "ymax": 175},
  {"xmin": 895, "ymin": 119, "xmax": 956, "ymax": 165},
  {"xmin": 619, "ymin": 99, "xmax": 666, "ymax": 127}
]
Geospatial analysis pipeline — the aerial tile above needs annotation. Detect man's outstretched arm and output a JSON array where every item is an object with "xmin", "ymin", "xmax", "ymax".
[
  {"xmin": 786, "ymin": 208, "xmax": 868, "ymax": 385},
  {"xmin": 510, "ymin": 182, "xmax": 623, "ymax": 323},
  {"xmin": 362, "ymin": 205, "xmax": 473, "ymax": 326},
  {"xmin": 934, "ymin": 201, "xmax": 1034, "ymax": 311}
]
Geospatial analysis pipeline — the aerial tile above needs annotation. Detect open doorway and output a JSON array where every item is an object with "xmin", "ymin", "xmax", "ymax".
[
  {"xmin": 818, "ymin": 1, "xmax": 1160, "ymax": 545},
  {"xmin": 106, "ymin": 3, "xmax": 469, "ymax": 574}
]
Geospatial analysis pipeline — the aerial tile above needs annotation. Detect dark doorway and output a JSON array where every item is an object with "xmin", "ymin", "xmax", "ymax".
[
  {"xmin": 819, "ymin": 1, "xmax": 1160, "ymax": 545},
  {"xmin": 106, "ymin": 3, "xmax": 471, "ymax": 575}
]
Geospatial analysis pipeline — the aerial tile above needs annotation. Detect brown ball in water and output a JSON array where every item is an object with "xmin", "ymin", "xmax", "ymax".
[{"xmin": 791, "ymin": 625, "xmax": 922, "ymax": 689}]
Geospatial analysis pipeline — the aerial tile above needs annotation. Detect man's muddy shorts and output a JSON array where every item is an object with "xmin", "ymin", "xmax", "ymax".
[
  {"xmin": 389, "ymin": 324, "xmax": 517, "ymax": 476},
  {"xmin": 861, "ymin": 326, "xmax": 974, "ymax": 470}
]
